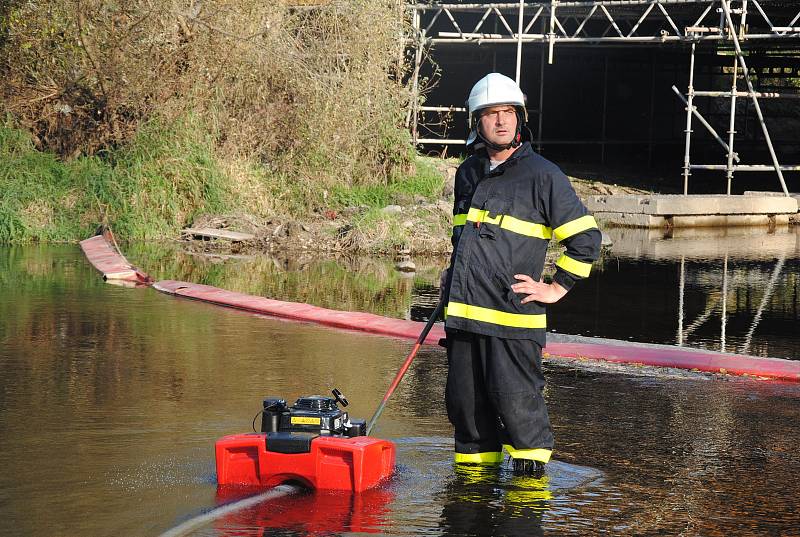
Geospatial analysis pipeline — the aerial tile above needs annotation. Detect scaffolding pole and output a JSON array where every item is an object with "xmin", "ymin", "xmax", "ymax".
[
  {"xmin": 548, "ymin": 0, "xmax": 556, "ymax": 64},
  {"xmin": 725, "ymin": 57, "xmax": 739, "ymax": 195},
  {"xmin": 682, "ymin": 43, "xmax": 697, "ymax": 195},
  {"xmin": 515, "ymin": 0, "xmax": 524, "ymax": 83},
  {"xmin": 720, "ymin": 0, "xmax": 790, "ymax": 196}
]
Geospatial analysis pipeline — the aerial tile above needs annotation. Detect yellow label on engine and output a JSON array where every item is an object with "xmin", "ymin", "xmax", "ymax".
[{"xmin": 291, "ymin": 416, "xmax": 321, "ymax": 425}]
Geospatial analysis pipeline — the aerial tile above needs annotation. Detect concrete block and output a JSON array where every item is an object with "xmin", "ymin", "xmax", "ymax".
[
  {"xmin": 727, "ymin": 197, "xmax": 796, "ymax": 214},
  {"xmin": 592, "ymin": 194, "xmax": 797, "ymax": 228},
  {"xmin": 586, "ymin": 195, "xmax": 652, "ymax": 214},
  {"xmin": 594, "ymin": 212, "xmax": 666, "ymax": 228},
  {"xmin": 743, "ymin": 190, "xmax": 787, "ymax": 197},
  {"xmin": 653, "ymin": 194, "xmax": 797, "ymax": 215},
  {"xmin": 744, "ymin": 191, "xmax": 800, "ymax": 207},
  {"xmin": 651, "ymin": 195, "xmax": 720, "ymax": 215}
]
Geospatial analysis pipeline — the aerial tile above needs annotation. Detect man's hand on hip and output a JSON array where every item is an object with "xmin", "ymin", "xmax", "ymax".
[{"xmin": 511, "ymin": 274, "xmax": 568, "ymax": 304}]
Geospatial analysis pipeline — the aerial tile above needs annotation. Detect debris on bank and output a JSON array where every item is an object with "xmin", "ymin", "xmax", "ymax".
[
  {"xmin": 181, "ymin": 228, "xmax": 255, "ymax": 242},
  {"xmin": 181, "ymin": 201, "xmax": 453, "ymax": 256},
  {"xmin": 175, "ymin": 164, "xmax": 648, "ymax": 256}
]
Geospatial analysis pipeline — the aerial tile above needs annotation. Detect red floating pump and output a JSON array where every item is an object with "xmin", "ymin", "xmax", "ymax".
[{"xmin": 216, "ymin": 390, "xmax": 395, "ymax": 492}]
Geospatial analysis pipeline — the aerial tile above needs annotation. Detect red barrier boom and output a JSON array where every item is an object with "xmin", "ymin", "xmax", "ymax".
[
  {"xmin": 543, "ymin": 339, "xmax": 800, "ymax": 382},
  {"xmin": 153, "ymin": 280, "xmax": 445, "ymax": 345},
  {"xmin": 79, "ymin": 234, "xmax": 800, "ymax": 382},
  {"xmin": 152, "ymin": 279, "xmax": 800, "ymax": 382},
  {"xmin": 79, "ymin": 234, "xmax": 152, "ymax": 285}
]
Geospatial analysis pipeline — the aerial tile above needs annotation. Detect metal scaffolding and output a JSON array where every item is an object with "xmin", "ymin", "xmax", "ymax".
[{"xmin": 407, "ymin": 0, "xmax": 800, "ymax": 194}]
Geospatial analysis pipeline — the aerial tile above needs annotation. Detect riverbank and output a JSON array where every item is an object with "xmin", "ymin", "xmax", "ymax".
[
  {"xmin": 0, "ymin": 122, "xmax": 439, "ymax": 248},
  {"xmin": 0, "ymin": 122, "xmax": 647, "ymax": 254},
  {"xmin": 1, "ymin": 1, "xmax": 418, "ymax": 246},
  {"xmin": 179, "ymin": 158, "xmax": 651, "ymax": 257}
]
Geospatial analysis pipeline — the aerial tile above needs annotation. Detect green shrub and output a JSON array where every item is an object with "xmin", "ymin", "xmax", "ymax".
[{"xmin": 0, "ymin": 117, "xmax": 231, "ymax": 242}]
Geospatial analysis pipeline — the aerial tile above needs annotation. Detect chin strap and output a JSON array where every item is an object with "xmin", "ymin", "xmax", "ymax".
[{"xmin": 478, "ymin": 130, "xmax": 522, "ymax": 151}]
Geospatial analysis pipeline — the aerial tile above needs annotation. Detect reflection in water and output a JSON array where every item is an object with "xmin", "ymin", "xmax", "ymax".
[
  {"xmin": 1, "ymin": 243, "xmax": 800, "ymax": 536},
  {"xmin": 555, "ymin": 226, "xmax": 800, "ymax": 360},
  {"xmin": 126, "ymin": 229, "xmax": 800, "ymax": 361},
  {"xmin": 438, "ymin": 466, "xmax": 548, "ymax": 537},
  {"xmin": 124, "ymin": 242, "xmax": 443, "ymax": 322},
  {"xmin": 214, "ymin": 486, "xmax": 395, "ymax": 535},
  {"xmin": 674, "ymin": 251, "xmax": 789, "ymax": 354}
]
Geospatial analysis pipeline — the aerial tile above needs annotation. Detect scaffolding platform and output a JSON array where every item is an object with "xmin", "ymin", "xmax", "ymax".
[{"xmin": 587, "ymin": 194, "xmax": 798, "ymax": 228}]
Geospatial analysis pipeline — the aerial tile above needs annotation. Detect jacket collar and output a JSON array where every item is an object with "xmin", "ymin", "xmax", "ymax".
[{"xmin": 478, "ymin": 142, "xmax": 533, "ymax": 176}]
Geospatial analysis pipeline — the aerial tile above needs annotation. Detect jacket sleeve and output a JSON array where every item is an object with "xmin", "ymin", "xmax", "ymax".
[
  {"xmin": 541, "ymin": 169, "xmax": 602, "ymax": 291},
  {"xmin": 443, "ymin": 165, "xmax": 470, "ymax": 306},
  {"xmin": 450, "ymin": 164, "xmax": 471, "ymax": 252}
]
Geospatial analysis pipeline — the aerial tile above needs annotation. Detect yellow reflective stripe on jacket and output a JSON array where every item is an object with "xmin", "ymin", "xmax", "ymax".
[
  {"xmin": 555, "ymin": 254, "xmax": 592, "ymax": 278},
  {"xmin": 447, "ymin": 302, "xmax": 546, "ymax": 329},
  {"xmin": 499, "ymin": 214, "xmax": 552, "ymax": 239},
  {"xmin": 553, "ymin": 215, "xmax": 598, "ymax": 242},
  {"xmin": 468, "ymin": 207, "xmax": 500, "ymax": 225},
  {"xmin": 503, "ymin": 445, "xmax": 552, "ymax": 463},
  {"xmin": 454, "ymin": 451, "xmax": 504, "ymax": 464},
  {"xmin": 452, "ymin": 209, "xmax": 552, "ymax": 239}
]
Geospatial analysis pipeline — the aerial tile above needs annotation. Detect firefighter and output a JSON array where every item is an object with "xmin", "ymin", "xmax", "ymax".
[{"xmin": 441, "ymin": 72, "xmax": 601, "ymax": 476}]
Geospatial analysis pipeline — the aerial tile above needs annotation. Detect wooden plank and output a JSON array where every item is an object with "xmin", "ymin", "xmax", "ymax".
[{"xmin": 181, "ymin": 227, "xmax": 255, "ymax": 242}]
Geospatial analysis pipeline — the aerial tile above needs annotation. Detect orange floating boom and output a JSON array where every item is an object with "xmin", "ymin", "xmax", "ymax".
[
  {"xmin": 78, "ymin": 233, "xmax": 800, "ymax": 382},
  {"xmin": 153, "ymin": 279, "xmax": 800, "ymax": 382},
  {"xmin": 79, "ymin": 234, "xmax": 152, "ymax": 285}
]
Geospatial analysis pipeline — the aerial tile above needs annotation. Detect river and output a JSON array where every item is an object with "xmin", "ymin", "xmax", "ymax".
[{"xmin": 1, "ymin": 228, "xmax": 799, "ymax": 535}]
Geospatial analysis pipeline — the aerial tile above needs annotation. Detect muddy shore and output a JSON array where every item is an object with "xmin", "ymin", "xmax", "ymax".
[{"xmin": 183, "ymin": 159, "xmax": 649, "ymax": 257}]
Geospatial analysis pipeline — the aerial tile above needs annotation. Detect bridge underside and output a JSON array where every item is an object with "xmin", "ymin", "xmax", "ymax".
[{"xmin": 409, "ymin": 1, "xmax": 800, "ymax": 195}]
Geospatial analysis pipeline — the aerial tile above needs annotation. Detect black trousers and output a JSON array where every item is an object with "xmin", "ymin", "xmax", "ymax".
[{"xmin": 445, "ymin": 330, "xmax": 553, "ymax": 458}]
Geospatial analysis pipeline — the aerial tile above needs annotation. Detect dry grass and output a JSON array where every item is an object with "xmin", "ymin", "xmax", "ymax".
[{"xmin": 1, "ymin": 0, "xmax": 412, "ymax": 191}]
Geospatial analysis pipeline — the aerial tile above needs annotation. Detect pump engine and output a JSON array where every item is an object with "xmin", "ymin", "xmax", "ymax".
[
  {"xmin": 215, "ymin": 389, "xmax": 394, "ymax": 492},
  {"xmin": 260, "ymin": 389, "xmax": 366, "ymax": 453}
]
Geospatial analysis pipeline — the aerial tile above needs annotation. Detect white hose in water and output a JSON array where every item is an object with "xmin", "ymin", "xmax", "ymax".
[{"xmin": 157, "ymin": 484, "xmax": 303, "ymax": 537}]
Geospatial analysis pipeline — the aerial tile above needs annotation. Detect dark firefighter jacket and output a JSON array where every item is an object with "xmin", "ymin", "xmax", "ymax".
[{"xmin": 444, "ymin": 142, "xmax": 602, "ymax": 346}]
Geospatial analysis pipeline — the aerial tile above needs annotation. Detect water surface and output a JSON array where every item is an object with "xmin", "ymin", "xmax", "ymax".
[
  {"xmin": 123, "ymin": 224, "xmax": 800, "ymax": 360},
  {"xmin": 1, "ymin": 243, "xmax": 799, "ymax": 536}
]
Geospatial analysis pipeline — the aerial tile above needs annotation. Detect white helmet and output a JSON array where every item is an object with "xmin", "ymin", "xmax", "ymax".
[{"xmin": 466, "ymin": 73, "xmax": 528, "ymax": 149}]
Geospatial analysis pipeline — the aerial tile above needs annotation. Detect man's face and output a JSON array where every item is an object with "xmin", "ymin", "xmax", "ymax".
[{"xmin": 478, "ymin": 105, "xmax": 518, "ymax": 147}]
